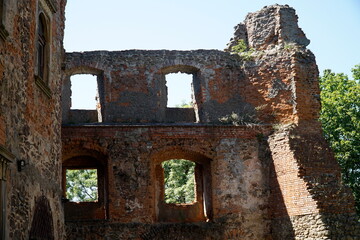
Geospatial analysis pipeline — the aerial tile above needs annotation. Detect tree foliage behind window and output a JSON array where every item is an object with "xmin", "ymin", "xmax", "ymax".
[
  {"xmin": 162, "ymin": 159, "xmax": 195, "ymax": 204},
  {"xmin": 175, "ymin": 101, "xmax": 193, "ymax": 108},
  {"xmin": 319, "ymin": 65, "xmax": 360, "ymax": 213},
  {"xmin": 66, "ymin": 169, "xmax": 98, "ymax": 202}
]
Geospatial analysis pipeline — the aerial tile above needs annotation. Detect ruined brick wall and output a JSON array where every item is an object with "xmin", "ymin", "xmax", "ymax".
[
  {"xmin": 1, "ymin": 1, "xmax": 357, "ymax": 239},
  {"xmin": 226, "ymin": 5, "xmax": 320, "ymax": 125},
  {"xmin": 238, "ymin": 5, "xmax": 360, "ymax": 239},
  {"xmin": 62, "ymin": 125, "xmax": 272, "ymax": 239},
  {"xmin": 62, "ymin": 45, "xmax": 318, "ymax": 126},
  {"xmin": 61, "ymin": 4, "xmax": 360, "ymax": 240},
  {"xmin": 62, "ymin": 50, "xmax": 248, "ymax": 124},
  {"xmin": 0, "ymin": 0, "xmax": 66, "ymax": 239},
  {"xmin": 61, "ymin": 7, "xmax": 320, "ymax": 127},
  {"xmin": 268, "ymin": 123, "xmax": 360, "ymax": 239}
]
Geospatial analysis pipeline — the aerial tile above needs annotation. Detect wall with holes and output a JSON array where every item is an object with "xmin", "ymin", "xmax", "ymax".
[
  {"xmin": 60, "ymin": 4, "xmax": 360, "ymax": 240},
  {"xmin": 62, "ymin": 50, "xmax": 248, "ymax": 124},
  {"xmin": 62, "ymin": 125, "xmax": 272, "ymax": 239}
]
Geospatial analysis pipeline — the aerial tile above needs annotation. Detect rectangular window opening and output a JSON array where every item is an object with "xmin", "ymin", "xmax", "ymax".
[
  {"xmin": 70, "ymin": 74, "xmax": 99, "ymax": 110},
  {"xmin": 65, "ymin": 169, "xmax": 98, "ymax": 202},
  {"xmin": 162, "ymin": 159, "xmax": 196, "ymax": 204},
  {"xmin": 166, "ymin": 73, "xmax": 194, "ymax": 108}
]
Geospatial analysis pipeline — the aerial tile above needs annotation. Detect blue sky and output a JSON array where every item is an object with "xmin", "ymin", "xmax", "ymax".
[{"xmin": 64, "ymin": 0, "xmax": 360, "ymax": 109}]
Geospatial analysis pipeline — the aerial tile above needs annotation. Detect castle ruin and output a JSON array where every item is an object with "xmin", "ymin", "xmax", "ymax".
[{"xmin": 0, "ymin": 0, "xmax": 359, "ymax": 239}]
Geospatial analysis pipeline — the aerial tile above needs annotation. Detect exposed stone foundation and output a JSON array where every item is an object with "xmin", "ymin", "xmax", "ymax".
[{"xmin": 272, "ymin": 213, "xmax": 360, "ymax": 239}]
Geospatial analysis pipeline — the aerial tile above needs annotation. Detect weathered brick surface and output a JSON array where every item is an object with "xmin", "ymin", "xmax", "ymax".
[
  {"xmin": 60, "ymin": 4, "xmax": 359, "ymax": 240},
  {"xmin": 62, "ymin": 9, "xmax": 320, "ymax": 127},
  {"xmin": 65, "ymin": 221, "xmax": 254, "ymax": 240},
  {"xmin": 62, "ymin": 125, "xmax": 271, "ymax": 239},
  {"xmin": 63, "ymin": 50, "xmax": 247, "ymax": 124},
  {"xmin": 272, "ymin": 213, "xmax": 360, "ymax": 239},
  {"xmin": 1, "ymin": 1, "xmax": 359, "ymax": 239},
  {"xmin": 0, "ymin": 0, "xmax": 66, "ymax": 239},
  {"xmin": 226, "ymin": 5, "xmax": 310, "ymax": 51},
  {"xmin": 62, "ymin": 124, "xmax": 360, "ymax": 239},
  {"xmin": 62, "ymin": 47, "xmax": 320, "ymax": 126},
  {"xmin": 268, "ymin": 123, "xmax": 360, "ymax": 239}
]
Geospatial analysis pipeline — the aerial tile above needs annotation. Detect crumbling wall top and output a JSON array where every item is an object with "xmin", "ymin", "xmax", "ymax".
[
  {"xmin": 62, "ymin": 4, "xmax": 319, "ymax": 126},
  {"xmin": 226, "ymin": 4, "xmax": 310, "ymax": 51}
]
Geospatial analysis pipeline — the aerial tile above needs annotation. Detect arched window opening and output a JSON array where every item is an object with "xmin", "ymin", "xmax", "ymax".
[
  {"xmin": 70, "ymin": 74, "xmax": 99, "ymax": 110},
  {"xmin": 162, "ymin": 159, "xmax": 195, "ymax": 204},
  {"xmin": 62, "ymin": 155, "xmax": 107, "ymax": 220},
  {"xmin": 162, "ymin": 66, "xmax": 200, "ymax": 123},
  {"xmin": 165, "ymin": 73, "xmax": 193, "ymax": 108},
  {"xmin": 154, "ymin": 150, "xmax": 212, "ymax": 223},
  {"xmin": 34, "ymin": 10, "xmax": 51, "ymax": 98}
]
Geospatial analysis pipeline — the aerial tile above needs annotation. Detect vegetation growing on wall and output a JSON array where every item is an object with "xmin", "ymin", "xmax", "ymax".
[
  {"xmin": 230, "ymin": 39, "xmax": 255, "ymax": 61},
  {"xmin": 218, "ymin": 111, "xmax": 259, "ymax": 126},
  {"xmin": 319, "ymin": 65, "xmax": 360, "ymax": 213}
]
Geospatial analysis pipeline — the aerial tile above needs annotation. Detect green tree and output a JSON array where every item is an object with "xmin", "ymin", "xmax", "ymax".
[
  {"xmin": 66, "ymin": 169, "xmax": 98, "ymax": 202},
  {"xmin": 162, "ymin": 159, "xmax": 195, "ymax": 204},
  {"xmin": 175, "ymin": 100, "xmax": 193, "ymax": 108},
  {"xmin": 319, "ymin": 65, "xmax": 360, "ymax": 212}
]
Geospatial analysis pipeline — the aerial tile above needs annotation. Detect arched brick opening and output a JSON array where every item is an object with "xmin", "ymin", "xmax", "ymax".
[
  {"xmin": 36, "ymin": 12, "xmax": 49, "ymax": 83},
  {"xmin": 62, "ymin": 66, "xmax": 105, "ymax": 124},
  {"xmin": 159, "ymin": 65, "xmax": 201, "ymax": 123},
  {"xmin": 151, "ymin": 147, "xmax": 212, "ymax": 222},
  {"xmin": 62, "ymin": 150, "xmax": 108, "ymax": 221},
  {"xmin": 34, "ymin": 8, "xmax": 52, "ymax": 98}
]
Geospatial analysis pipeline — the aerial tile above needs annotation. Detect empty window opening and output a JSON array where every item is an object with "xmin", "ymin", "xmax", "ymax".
[
  {"xmin": 66, "ymin": 169, "xmax": 98, "ymax": 202},
  {"xmin": 62, "ymin": 156, "xmax": 107, "ymax": 220},
  {"xmin": 162, "ymin": 159, "xmax": 195, "ymax": 204},
  {"xmin": 166, "ymin": 73, "xmax": 193, "ymax": 108},
  {"xmin": 155, "ymin": 152, "xmax": 212, "ymax": 222},
  {"xmin": 70, "ymin": 74, "xmax": 98, "ymax": 110}
]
